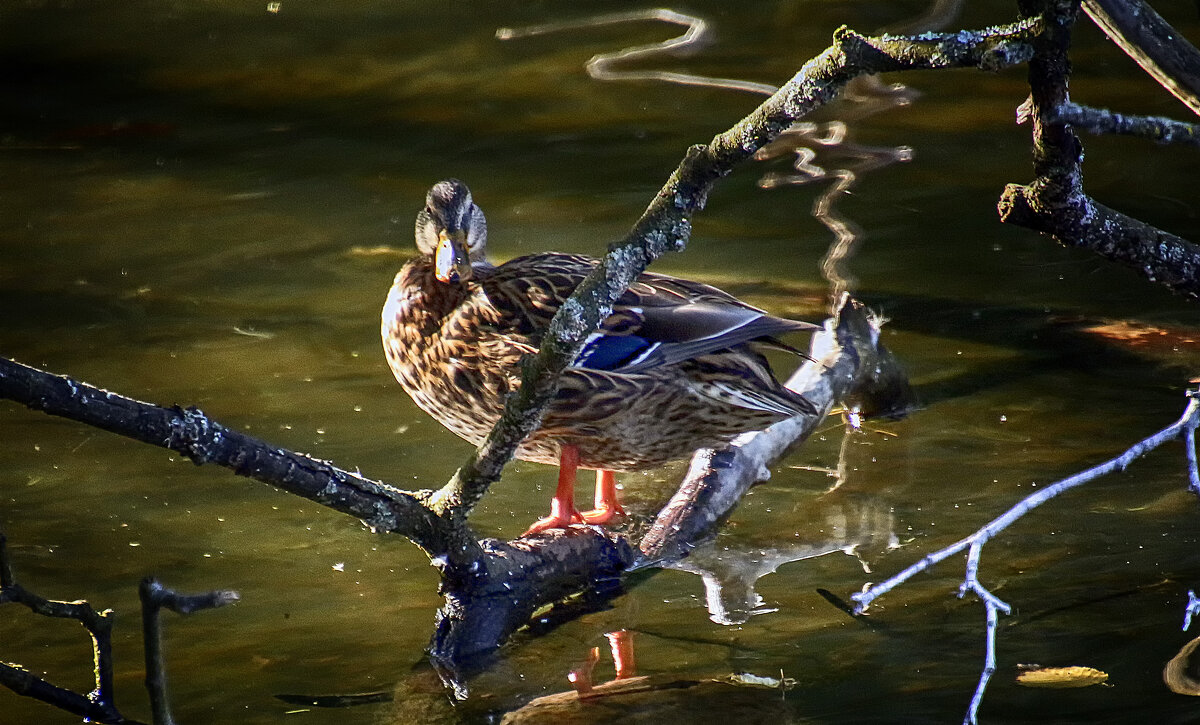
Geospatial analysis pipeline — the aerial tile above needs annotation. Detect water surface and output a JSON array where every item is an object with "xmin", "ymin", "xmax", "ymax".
[{"xmin": 2, "ymin": 1, "xmax": 1199, "ymax": 723}]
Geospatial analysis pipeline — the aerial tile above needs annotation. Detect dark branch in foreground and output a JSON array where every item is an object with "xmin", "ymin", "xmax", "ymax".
[
  {"xmin": 0, "ymin": 356, "xmax": 458, "ymax": 557},
  {"xmin": 0, "ymin": 531, "xmax": 136, "ymax": 724},
  {"xmin": 2, "ymin": 528, "xmax": 238, "ymax": 724}
]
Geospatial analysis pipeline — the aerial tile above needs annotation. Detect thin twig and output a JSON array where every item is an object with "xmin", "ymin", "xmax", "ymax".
[
  {"xmin": 1052, "ymin": 102, "xmax": 1200, "ymax": 145},
  {"xmin": 0, "ymin": 531, "xmax": 128, "ymax": 724},
  {"xmin": 1185, "ymin": 396, "xmax": 1200, "ymax": 495},
  {"xmin": 850, "ymin": 390, "xmax": 1200, "ymax": 723},
  {"xmin": 853, "ymin": 391, "xmax": 1200, "ymax": 611},
  {"xmin": 958, "ymin": 542, "xmax": 1013, "ymax": 725},
  {"xmin": 140, "ymin": 577, "xmax": 239, "ymax": 725},
  {"xmin": 1184, "ymin": 590, "xmax": 1200, "ymax": 631},
  {"xmin": 962, "ymin": 585, "xmax": 1007, "ymax": 725}
]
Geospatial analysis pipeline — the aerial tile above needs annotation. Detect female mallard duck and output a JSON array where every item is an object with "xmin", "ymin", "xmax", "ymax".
[{"xmin": 382, "ymin": 179, "xmax": 819, "ymax": 535}]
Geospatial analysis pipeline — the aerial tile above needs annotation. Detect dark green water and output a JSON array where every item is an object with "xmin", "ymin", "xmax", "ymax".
[{"xmin": 2, "ymin": 1, "xmax": 1199, "ymax": 723}]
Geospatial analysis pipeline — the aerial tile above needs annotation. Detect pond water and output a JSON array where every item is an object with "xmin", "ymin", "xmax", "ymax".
[{"xmin": 2, "ymin": 1, "xmax": 1199, "ymax": 723}]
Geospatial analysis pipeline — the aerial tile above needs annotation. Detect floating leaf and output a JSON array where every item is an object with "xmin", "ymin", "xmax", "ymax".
[
  {"xmin": 1016, "ymin": 666, "xmax": 1109, "ymax": 688},
  {"xmin": 1164, "ymin": 635, "xmax": 1200, "ymax": 696}
]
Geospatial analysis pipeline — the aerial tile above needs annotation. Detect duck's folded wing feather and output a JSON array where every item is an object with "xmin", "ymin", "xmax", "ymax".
[
  {"xmin": 483, "ymin": 253, "xmax": 818, "ymax": 375},
  {"xmin": 575, "ymin": 287, "xmax": 818, "ymax": 373}
]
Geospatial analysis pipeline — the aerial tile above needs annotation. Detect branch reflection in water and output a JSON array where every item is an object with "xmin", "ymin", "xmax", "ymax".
[
  {"xmin": 667, "ymin": 494, "xmax": 898, "ymax": 625},
  {"xmin": 497, "ymin": 9, "xmax": 777, "ymax": 96},
  {"xmin": 497, "ymin": 3, "xmax": 953, "ymax": 311}
]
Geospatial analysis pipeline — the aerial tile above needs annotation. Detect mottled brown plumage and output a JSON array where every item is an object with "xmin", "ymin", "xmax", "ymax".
[{"xmin": 382, "ymin": 179, "xmax": 818, "ymax": 532}]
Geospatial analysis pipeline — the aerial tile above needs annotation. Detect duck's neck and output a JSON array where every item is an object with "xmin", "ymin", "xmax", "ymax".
[{"xmin": 383, "ymin": 257, "xmax": 468, "ymax": 338}]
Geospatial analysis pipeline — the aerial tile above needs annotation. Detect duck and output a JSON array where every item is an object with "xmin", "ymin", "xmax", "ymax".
[{"xmin": 382, "ymin": 179, "xmax": 819, "ymax": 535}]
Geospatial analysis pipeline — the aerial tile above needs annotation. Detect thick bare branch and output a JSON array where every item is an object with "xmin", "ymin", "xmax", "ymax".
[
  {"xmin": 428, "ymin": 530, "xmax": 635, "ymax": 691},
  {"xmin": 999, "ymin": 183, "xmax": 1200, "ymax": 295}
]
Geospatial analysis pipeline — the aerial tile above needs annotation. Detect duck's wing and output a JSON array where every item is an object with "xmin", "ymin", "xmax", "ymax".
[
  {"xmin": 575, "ymin": 273, "xmax": 819, "ymax": 374},
  {"xmin": 476, "ymin": 252, "xmax": 596, "ymax": 337},
  {"xmin": 480, "ymin": 253, "xmax": 819, "ymax": 375}
]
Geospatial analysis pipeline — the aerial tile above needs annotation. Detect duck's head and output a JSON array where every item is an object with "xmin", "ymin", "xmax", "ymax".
[{"xmin": 415, "ymin": 179, "xmax": 488, "ymax": 284}]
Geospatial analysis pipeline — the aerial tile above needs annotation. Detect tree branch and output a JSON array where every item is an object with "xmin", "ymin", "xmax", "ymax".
[
  {"xmin": 1082, "ymin": 0, "xmax": 1200, "ymax": 116},
  {"xmin": 1052, "ymin": 101, "xmax": 1200, "ymax": 145},
  {"xmin": 999, "ymin": 180, "xmax": 1200, "ymax": 295},
  {"xmin": 431, "ymin": 18, "xmax": 1044, "ymax": 525},
  {"xmin": 140, "ymin": 578, "xmax": 240, "ymax": 725},
  {"xmin": 999, "ymin": 0, "xmax": 1200, "ymax": 299},
  {"xmin": 0, "ymin": 531, "xmax": 134, "ymax": 724},
  {"xmin": 638, "ymin": 296, "xmax": 914, "ymax": 566},
  {"xmin": 851, "ymin": 389, "xmax": 1200, "ymax": 724},
  {"xmin": 0, "ymin": 356, "xmax": 458, "ymax": 557}
]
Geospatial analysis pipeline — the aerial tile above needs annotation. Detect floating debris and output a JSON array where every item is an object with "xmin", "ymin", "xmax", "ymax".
[
  {"xmin": 1016, "ymin": 665, "xmax": 1109, "ymax": 688},
  {"xmin": 1164, "ymin": 635, "xmax": 1200, "ymax": 696}
]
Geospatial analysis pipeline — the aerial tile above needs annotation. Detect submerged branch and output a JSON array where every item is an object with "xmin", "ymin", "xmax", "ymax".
[
  {"xmin": 140, "ymin": 578, "xmax": 240, "ymax": 725},
  {"xmin": 852, "ymin": 391, "xmax": 1200, "ymax": 612},
  {"xmin": 851, "ymin": 389, "xmax": 1200, "ymax": 724},
  {"xmin": 0, "ymin": 531, "xmax": 130, "ymax": 724}
]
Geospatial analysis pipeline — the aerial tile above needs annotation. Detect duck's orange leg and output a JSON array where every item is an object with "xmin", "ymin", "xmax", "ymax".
[
  {"xmin": 567, "ymin": 646, "xmax": 601, "ymax": 696},
  {"xmin": 523, "ymin": 444, "xmax": 585, "ymax": 535},
  {"xmin": 579, "ymin": 469, "xmax": 626, "ymax": 525},
  {"xmin": 605, "ymin": 630, "xmax": 636, "ymax": 679}
]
